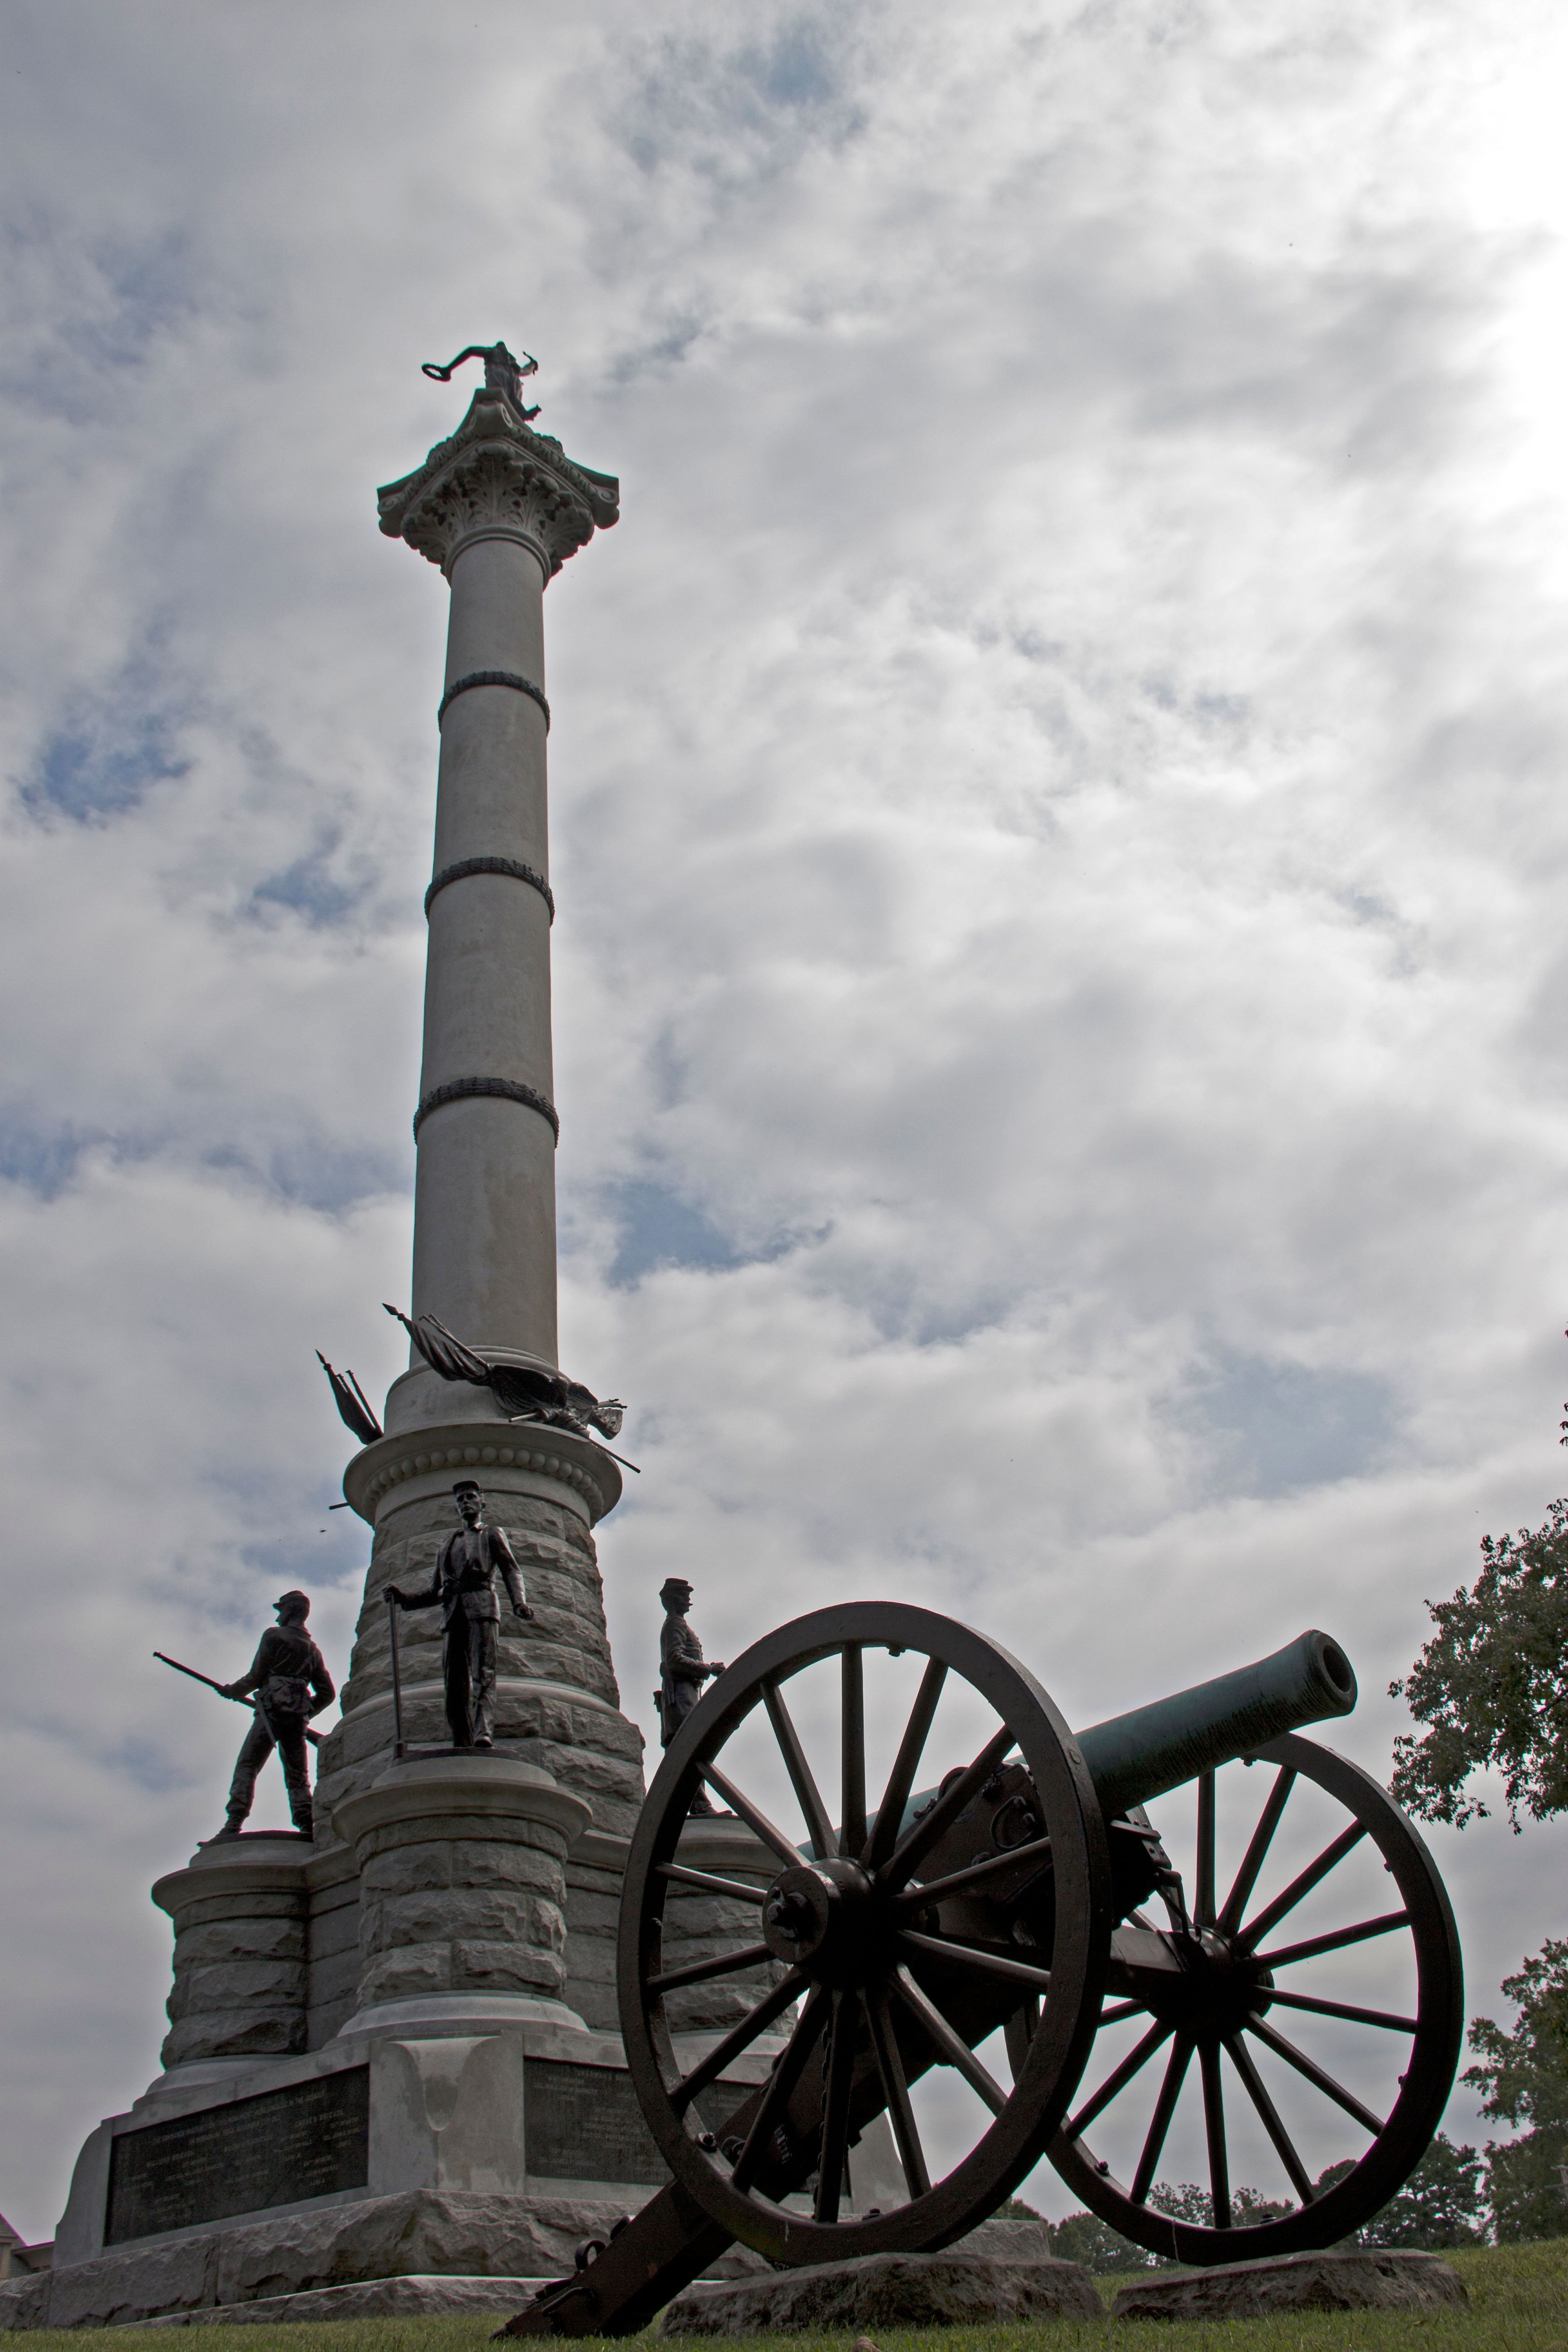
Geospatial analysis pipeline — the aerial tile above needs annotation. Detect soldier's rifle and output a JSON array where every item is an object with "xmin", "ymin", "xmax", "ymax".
[{"xmin": 153, "ymin": 1651, "xmax": 325, "ymax": 1748}]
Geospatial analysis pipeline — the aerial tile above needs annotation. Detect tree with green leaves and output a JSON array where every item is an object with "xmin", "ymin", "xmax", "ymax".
[
  {"xmin": 1389, "ymin": 1496, "xmax": 1568, "ymax": 1829},
  {"xmin": 1315, "ymin": 2135, "xmax": 1486, "ymax": 2247},
  {"xmin": 1465, "ymin": 1941, "xmax": 1568, "ymax": 2241}
]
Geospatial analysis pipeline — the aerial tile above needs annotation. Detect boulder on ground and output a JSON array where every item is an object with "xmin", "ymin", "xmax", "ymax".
[
  {"xmin": 1111, "ymin": 2248, "xmax": 1468, "ymax": 2321},
  {"xmin": 661, "ymin": 2251, "xmax": 1101, "ymax": 2334}
]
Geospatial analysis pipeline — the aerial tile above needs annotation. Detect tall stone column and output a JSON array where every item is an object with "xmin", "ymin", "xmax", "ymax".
[{"xmin": 309, "ymin": 372, "xmax": 645, "ymax": 2036}]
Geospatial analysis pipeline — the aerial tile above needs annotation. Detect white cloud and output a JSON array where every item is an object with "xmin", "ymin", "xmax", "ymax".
[{"xmin": 1, "ymin": 0, "xmax": 1566, "ymax": 2239}]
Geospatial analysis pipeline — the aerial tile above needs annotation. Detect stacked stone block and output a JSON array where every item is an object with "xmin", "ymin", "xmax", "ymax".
[
  {"xmin": 154, "ymin": 1838, "xmax": 310, "ymax": 2069},
  {"xmin": 334, "ymin": 1754, "xmax": 589, "ymax": 2016}
]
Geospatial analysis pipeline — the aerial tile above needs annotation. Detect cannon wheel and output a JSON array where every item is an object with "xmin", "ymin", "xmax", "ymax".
[
  {"xmin": 1034, "ymin": 1732, "xmax": 1463, "ymax": 2265},
  {"xmin": 619, "ymin": 1602, "xmax": 1114, "ymax": 2266}
]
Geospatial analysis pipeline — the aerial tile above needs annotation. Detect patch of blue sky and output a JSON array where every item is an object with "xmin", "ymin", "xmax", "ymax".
[
  {"xmin": 606, "ymin": 1178, "xmax": 748, "ymax": 1285},
  {"xmin": 0, "ymin": 1117, "xmax": 106, "ymax": 1201},
  {"xmin": 23, "ymin": 698, "xmax": 188, "ymax": 825},
  {"xmin": 248, "ymin": 845, "xmax": 364, "ymax": 928},
  {"xmin": 202, "ymin": 1137, "xmax": 409, "ymax": 1217},
  {"xmin": 98, "ymin": 1735, "xmax": 196, "ymax": 1798},
  {"xmin": 617, "ymin": 10, "xmax": 862, "ymax": 180},
  {"xmin": 1185, "ymin": 1352, "xmax": 1396, "ymax": 1500},
  {"xmin": 0, "ymin": 223, "xmax": 203, "ymax": 423}
]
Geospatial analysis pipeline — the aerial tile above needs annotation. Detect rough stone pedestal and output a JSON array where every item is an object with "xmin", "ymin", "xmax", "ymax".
[
  {"xmin": 152, "ymin": 1834, "xmax": 312, "ymax": 2073},
  {"xmin": 333, "ymin": 1751, "xmax": 590, "ymax": 2038},
  {"xmin": 1110, "ymin": 2248, "xmax": 1469, "ymax": 2320}
]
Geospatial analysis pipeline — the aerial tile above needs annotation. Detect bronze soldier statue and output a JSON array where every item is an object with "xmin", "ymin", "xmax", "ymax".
[
  {"xmin": 387, "ymin": 1481, "xmax": 534, "ymax": 1749},
  {"xmin": 656, "ymin": 1577, "xmax": 725, "ymax": 1817},
  {"xmin": 212, "ymin": 1590, "xmax": 335, "ymax": 1841}
]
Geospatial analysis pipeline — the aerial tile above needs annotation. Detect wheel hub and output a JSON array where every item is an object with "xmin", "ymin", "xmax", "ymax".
[
  {"xmin": 1125, "ymin": 1926, "xmax": 1274, "ymax": 2041},
  {"xmin": 761, "ymin": 1858, "xmax": 886, "ymax": 1987}
]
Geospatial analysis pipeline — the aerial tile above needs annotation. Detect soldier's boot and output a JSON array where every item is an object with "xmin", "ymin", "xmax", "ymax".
[
  {"xmin": 208, "ymin": 1806, "xmax": 247, "ymax": 1842},
  {"xmin": 290, "ymin": 1796, "xmax": 315, "ymax": 1840}
]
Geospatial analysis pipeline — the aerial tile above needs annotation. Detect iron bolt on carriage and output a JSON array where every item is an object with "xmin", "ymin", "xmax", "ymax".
[{"xmin": 506, "ymin": 1604, "xmax": 1461, "ymax": 2336}]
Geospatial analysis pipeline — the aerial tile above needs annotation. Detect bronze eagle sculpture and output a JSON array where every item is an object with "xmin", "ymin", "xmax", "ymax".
[{"xmin": 382, "ymin": 1304, "xmax": 632, "ymax": 1457}]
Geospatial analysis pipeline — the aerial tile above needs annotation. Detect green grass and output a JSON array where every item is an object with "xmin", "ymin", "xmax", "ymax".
[{"xmin": 4, "ymin": 2241, "xmax": 1566, "ymax": 2351}]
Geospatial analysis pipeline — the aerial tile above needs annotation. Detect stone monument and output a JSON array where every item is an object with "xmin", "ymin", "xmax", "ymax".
[{"xmin": 25, "ymin": 350, "xmax": 817, "ymax": 2332}]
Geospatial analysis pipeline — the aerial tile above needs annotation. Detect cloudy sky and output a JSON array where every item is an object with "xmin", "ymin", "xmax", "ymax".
[{"xmin": 3, "ymin": 0, "xmax": 1568, "ymax": 2244}]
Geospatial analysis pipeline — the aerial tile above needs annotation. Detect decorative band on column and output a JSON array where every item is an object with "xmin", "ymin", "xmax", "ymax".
[
  {"xmin": 437, "ymin": 670, "xmax": 551, "ymax": 731},
  {"xmin": 413, "ymin": 1076, "xmax": 560, "ymax": 1144},
  {"xmin": 425, "ymin": 857, "xmax": 555, "ymax": 923}
]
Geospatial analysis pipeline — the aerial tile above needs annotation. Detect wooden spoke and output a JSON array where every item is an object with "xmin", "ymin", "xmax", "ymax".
[
  {"xmin": 1224, "ymin": 2033, "xmax": 1314, "ymax": 2205},
  {"xmin": 814, "ymin": 1990, "xmax": 858, "ymax": 2223},
  {"xmin": 1256, "ymin": 1909, "xmax": 1411, "ymax": 1969},
  {"xmin": 656, "ymin": 1861, "xmax": 769, "ymax": 1905},
  {"xmin": 761, "ymin": 1678, "xmax": 836, "ymax": 1861},
  {"xmin": 1241, "ymin": 1823, "xmax": 1368, "ymax": 1951},
  {"xmin": 1265, "ymin": 1987, "xmax": 1418, "ymax": 2034},
  {"xmin": 1245, "ymin": 2014, "xmax": 1384, "ymax": 2137},
  {"xmin": 865, "ymin": 1657, "xmax": 947, "ymax": 1869},
  {"xmin": 647, "ymin": 1942, "xmax": 774, "ymax": 1998},
  {"xmin": 700, "ymin": 1761, "xmax": 810, "ymax": 1872},
  {"xmin": 1196, "ymin": 1771, "xmax": 1216, "ymax": 1931},
  {"xmin": 1064, "ymin": 2019, "xmax": 1173, "ymax": 2140},
  {"xmin": 670, "ymin": 1968, "xmax": 808, "ymax": 2112},
  {"xmin": 731, "ymin": 1987, "xmax": 831, "ymax": 2190},
  {"xmin": 891, "ymin": 1835, "xmax": 1053, "ymax": 1909},
  {"xmin": 889, "ymin": 1964, "xmax": 1009, "ymax": 2115},
  {"xmin": 1099, "ymin": 1999, "xmax": 1147, "ymax": 2025},
  {"xmin": 881, "ymin": 1726, "xmax": 1016, "ymax": 1892},
  {"xmin": 1218, "ymin": 1766, "xmax": 1296, "ymax": 1936},
  {"xmin": 898, "ymin": 1927, "xmax": 1051, "ymax": 1993},
  {"xmin": 864, "ymin": 1982, "xmax": 930, "ymax": 2197},
  {"xmin": 1200, "ymin": 2041, "xmax": 1230, "ymax": 2230},
  {"xmin": 1130, "ymin": 2036, "xmax": 1193, "ymax": 2205},
  {"xmin": 841, "ymin": 1644, "xmax": 867, "ymax": 1859}
]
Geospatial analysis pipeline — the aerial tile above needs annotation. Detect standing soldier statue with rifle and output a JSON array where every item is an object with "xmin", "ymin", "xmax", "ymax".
[
  {"xmin": 157, "ymin": 1591, "xmax": 335, "ymax": 1842},
  {"xmin": 655, "ymin": 1577, "xmax": 724, "ymax": 1817}
]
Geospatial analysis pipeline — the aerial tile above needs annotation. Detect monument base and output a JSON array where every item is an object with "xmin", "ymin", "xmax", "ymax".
[{"xmin": 0, "ymin": 2193, "xmax": 624, "ymax": 2331}]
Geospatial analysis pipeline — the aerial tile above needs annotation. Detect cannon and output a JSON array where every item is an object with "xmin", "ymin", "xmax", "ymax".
[{"xmin": 504, "ymin": 1603, "xmax": 1461, "ymax": 2335}]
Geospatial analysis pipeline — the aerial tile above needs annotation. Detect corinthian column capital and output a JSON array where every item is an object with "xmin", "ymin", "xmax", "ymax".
[{"xmin": 377, "ymin": 388, "xmax": 620, "ymax": 580}]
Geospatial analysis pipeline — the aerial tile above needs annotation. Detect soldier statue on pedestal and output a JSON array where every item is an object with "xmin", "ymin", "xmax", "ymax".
[
  {"xmin": 212, "ymin": 1590, "xmax": 335, "ymax": 1842},
  {"xmin": 387, "ymin": 1480, "xmax": 534, "ymax": 1749},
  {"xmin": 656, "ymin": 1577, "xmax": 725, "ymax": 1817}
]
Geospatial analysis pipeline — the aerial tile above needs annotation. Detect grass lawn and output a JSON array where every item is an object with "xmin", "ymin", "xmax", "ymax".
[{"xmin": 3, "ymin": 2241, "xmax": 1565, "ymax": 2351}]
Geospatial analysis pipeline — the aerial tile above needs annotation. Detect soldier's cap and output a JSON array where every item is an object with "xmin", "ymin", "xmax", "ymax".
[
  {"xmin": 274, "ymin": 1590, "xmax": 311, "ymax": 1615},
  {"xmin": 451, "ymin": 1479, "xmax": 483, "ymax": 1497},
  {"xmin": 659, "ymin": 1577, "xmax": 693, "ymax": 1599}
]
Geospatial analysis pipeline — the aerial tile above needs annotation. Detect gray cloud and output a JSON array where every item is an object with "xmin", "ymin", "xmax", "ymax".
[{"xmin": 0, "ymin": 0, "xmax": 1565, "ymax": 2234}]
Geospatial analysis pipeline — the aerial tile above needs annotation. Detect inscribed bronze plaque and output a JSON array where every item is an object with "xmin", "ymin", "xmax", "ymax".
[
  {"xmin": 524, "ymin": 2059, "xmax": 749, "ymax": 2185},
  {"xmin": 105, "ymin": 2065, "xmax": 370, "ymax": 2244}
]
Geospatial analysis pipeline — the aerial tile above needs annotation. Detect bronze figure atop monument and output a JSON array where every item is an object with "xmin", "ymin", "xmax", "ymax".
[
  {"xmin": 387, "ymin": 1480, "xmax": 535, "ymax": 1749},
  {"xmin": 210, "ymin": 1591, "xmax": 335, "ymax": 1842}
]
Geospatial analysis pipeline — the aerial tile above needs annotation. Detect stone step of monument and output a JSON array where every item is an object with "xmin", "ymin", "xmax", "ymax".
[
  {"xmin": 117, "ymin": 2275, "xmax": 555, "ymax": 2328},
  {"xmin": 1110, "ymin": 2249, "xmax": 1468, "ymax": 2321}
]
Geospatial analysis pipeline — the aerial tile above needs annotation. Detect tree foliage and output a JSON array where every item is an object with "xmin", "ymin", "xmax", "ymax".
[
  {"xmin": 1389, "ymin": 1497, "xmax": 1568, "ymax": 1829},
  {"xmin": 1316, "ymin": 2137, "xmax": 1486, "ymax": 2247},
  {"xmin": 1466, "ymin": 1940, "xmax": 1568, "ymax": 2242}
]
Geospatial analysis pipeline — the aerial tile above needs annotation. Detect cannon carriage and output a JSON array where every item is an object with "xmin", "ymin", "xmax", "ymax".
[{"xmin": 506, "ymin": 1603, "xmax": 1462, "ymax": 2336}]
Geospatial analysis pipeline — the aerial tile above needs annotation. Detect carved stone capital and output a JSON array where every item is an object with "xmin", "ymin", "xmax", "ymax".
[{"xmin": 377, "ymin": 390, "xmax": 619, "ymax": 581}]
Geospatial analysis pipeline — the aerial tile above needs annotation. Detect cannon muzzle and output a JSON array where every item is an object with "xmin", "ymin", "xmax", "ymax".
[{"xmin": 1074, "ymin": 1628, "xmax": 1356, "ymax": 1820}]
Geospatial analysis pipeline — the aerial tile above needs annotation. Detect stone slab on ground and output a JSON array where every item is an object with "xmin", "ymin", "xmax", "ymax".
[
  {"xmin": 700, "ymin": 2215, "xmax": 1056, "ymax": 2282},
  {"xmin": 661, "ymin": 2252, "xmax": 1102, "ymax": 2334},
  {"xmin": 122, "ymin": 2276, "xmax": 556, "ymax": 2325},
  {"xmin": 1111, "ymin": 2249, "xmax": 1469, "ymax": 2321}
]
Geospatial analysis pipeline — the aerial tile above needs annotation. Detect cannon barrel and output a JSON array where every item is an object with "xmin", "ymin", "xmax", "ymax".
[{"xmin": 1074, "ymin": 1628, "xmax": 1357, "ymax": 1821}]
